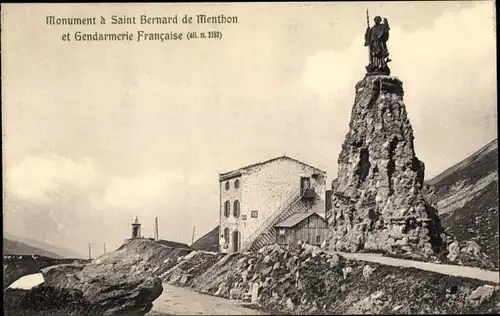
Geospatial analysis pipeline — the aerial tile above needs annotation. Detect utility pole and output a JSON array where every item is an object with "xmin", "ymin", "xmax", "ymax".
[
  {"xmin": 104, "ymin": 242, "xmax": 106, "ymax": 254},
  {"xmin": 154, "ymin": 217, "xmax": 159, "ymax": 241},
  {"xmin": 191, "ymin": 226, "xmax": 196, "ymax": 245},
  {"xmin": 88, "ymin": 242, "xmax": 92, "ymax": 260}
]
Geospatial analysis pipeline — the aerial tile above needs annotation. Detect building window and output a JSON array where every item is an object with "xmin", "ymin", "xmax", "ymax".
[
  {"xmin": 233, "ymin": 200, "xmax": 240, "ymax": 218},
  {"xmin": 223, "ymin": 228, "xmax": 230, "ymax": 243},
  {"xmin": 316, "ymin": 235, "xmax": 321, "ymax": 244},
  {"xmin": 251, "ymin": 210, "xmax": 258, "ymax": 218},
  {"xmin": 225, "ymin": 181, "xmax": 230, "ymax": 191},
  {"xmin": 234, "ymin": 179, "xmax": 240, "ymax": 189},
  {"xmin": 224, "ymin": 201, "xmax": 230, "ymax": 217},
  {"xmin": 279, "ymin": 229, "xmax": 286, "ymax": 236},
  {"xmin": 300, "ymin": 177, "xmax": 311, "ymax": 196}
]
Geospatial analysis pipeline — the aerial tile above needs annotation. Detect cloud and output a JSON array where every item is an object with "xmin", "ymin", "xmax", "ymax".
[
  {"xmin": 5, "ymin": 154, "xmax": 97, "ymax": 202},
  {"xmin": 101, "ymin": 169, "xmax": 184, "ymax": 210},
  {"xmin": 4, "ymin": 153, "xmax": 217, "ymax": 254},
  {"xmin": 300, "ymin": 2, "xmax": 497, "ymax": 178},
  {"xmin": 303, "ymin": 2, "xmax": 495, "ymax": 99},
  {"xmin": 5, "ymin": 152, "xmax": 214, "ymax": 210}
]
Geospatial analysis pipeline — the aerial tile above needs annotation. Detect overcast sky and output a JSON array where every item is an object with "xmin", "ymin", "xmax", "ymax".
[{"xmin": 2, "ymin": 2, "xmax": 497, "ymax": 257}]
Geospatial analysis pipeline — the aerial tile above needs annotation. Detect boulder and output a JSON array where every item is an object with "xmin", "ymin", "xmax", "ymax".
[
  {"xmin": 39, "ymin": 259, "xmax": 163, "ymax": 316},
  {"xmin": 229, "ymin": 288, "xmax": 243, "ymax": 300},
  {"xmin": 3, "ymin": 255, "xmax": 89, "ymax": 289},
  {"xmin": 180, "ymin": 273, "xmax": 191, "ymax": 285},
  {"xmin": 320, "ymin": 240, "xmax": 328, "ymax": 249},
  {"xmin": 328, "ymin": 254, "xmax": 341, "ymax": 268},
  {"xmin": 342, "ymin": 267, "xmax": 353, "ymax": 280},
  {"xmin": 447, "ymin": 241, "xmax": 460, "ymax": 261},
  {"xmin": 468, "ymin": 285, "xmax": 498, "ymax": 305},
  {"xmin": 461, "ymin": 241, "xmax": 482, "ymax": 256},
  {"xmin": 363, "ymin": 265, "xmax": 374, "ymax": 279},
  {"xmin": 19, "ymin": 284, "xmax": 96, "ymax": 314},
  {"xmin": 263, "ymin": 255, "xmax": 272, "ymax": 264}
]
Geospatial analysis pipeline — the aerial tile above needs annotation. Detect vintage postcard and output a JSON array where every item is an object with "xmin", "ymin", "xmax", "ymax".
[{"xmin": 2, "ymin": 1, "xmax": 498, "ymax": 315}]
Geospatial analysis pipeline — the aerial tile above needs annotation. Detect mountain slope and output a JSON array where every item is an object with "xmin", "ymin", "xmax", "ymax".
[
  {"xmin": 3, "ymin": 238, "xmax": 64, "ymax": 259},
  {"xmin": 191, "ymin": 226, "xmax": 219, "ymax": 252},
  {"xmin": 425, "ymin": 139, "xmax": 498, "ymax": 266},
  {"xmin": 4, "ymin": 234, "xmax": 84, "ymax": 259}
]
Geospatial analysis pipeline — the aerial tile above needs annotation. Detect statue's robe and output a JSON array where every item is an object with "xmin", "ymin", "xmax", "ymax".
[{"xmin": 364, "ymin": 22, "xmax": 390, "ymax": 71}]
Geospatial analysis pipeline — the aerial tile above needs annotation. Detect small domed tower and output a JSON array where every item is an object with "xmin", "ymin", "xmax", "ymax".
[{"xmin": 131, "ymin": 216, "xmax": 142, "ymax": 239}]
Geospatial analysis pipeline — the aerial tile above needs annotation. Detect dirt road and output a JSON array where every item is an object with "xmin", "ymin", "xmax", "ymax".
[
  {"xmin": 329, "ymin": 251, "xmax": 500, "ymax": 283},
  {"xmin": 147, "ymin": 283, "xmax": 264, "ymax": 316}
]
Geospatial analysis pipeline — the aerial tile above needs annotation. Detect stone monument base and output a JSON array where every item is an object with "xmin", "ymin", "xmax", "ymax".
[{"xmin": 365, "ymin": 64, "xmax": 391, "ymax": 76}]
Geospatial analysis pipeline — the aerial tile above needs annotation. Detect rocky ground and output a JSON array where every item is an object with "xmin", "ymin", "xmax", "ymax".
[
  {"xmin": 160, "ymin": 242, "xmax": 500, "ymax": 314},
  {"xmin": 3, "ymin": 240, "xmax": 177, "ymax": 316},
  {"xmin": 5, "ymin": 239, "xmax": 499, "ymax": 315}
]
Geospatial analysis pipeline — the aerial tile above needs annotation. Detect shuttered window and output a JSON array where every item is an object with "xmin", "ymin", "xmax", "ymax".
[{"xmin": 233, "ymin": 200, "xmax": 240, "ymax": 218}]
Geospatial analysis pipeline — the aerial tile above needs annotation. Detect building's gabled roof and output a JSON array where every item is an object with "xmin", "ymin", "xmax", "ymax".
[
  {"xmin": 219, "ymin": 155, "xmax": 326, "ymax": 181},
  {"xmin": 274, "ymin": 212, "xmax": 327, "ymax": 228}
]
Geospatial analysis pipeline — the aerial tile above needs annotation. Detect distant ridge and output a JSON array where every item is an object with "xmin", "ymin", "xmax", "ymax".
[
  {"xmin": 425, "ymin": 139, "xmax": 498, "ymax": 267},
  {"xmin": 427, "ymin": 139, "xmax": 497, "ymax": 187},
  {"xmin": 4, "ymin": 233, "xmax": 85, "ymax": 259},
  {"xmin": 4, "ymin": 238, "xmax": 64, "ymax": 259}
]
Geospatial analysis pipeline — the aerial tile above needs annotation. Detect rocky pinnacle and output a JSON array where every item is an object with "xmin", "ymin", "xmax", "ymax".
[{"xmin": 327, "ymin": 75, "xmax": 446, "ymax": 257}]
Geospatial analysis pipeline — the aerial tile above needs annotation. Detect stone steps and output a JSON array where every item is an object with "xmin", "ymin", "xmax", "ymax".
[{"xmin": 248, "ymin": 199, "xmax": 310, "ymax": 252}]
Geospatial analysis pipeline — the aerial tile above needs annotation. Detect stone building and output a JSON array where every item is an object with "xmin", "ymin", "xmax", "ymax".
[{"xmin": 218, "ymin": 155, "xmax": 328, "ymax": 253}]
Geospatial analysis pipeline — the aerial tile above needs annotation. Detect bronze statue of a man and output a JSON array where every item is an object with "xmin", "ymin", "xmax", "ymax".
[{"xmin": 364, "ymin": 15, "xmax": 391, "ymax": 75}]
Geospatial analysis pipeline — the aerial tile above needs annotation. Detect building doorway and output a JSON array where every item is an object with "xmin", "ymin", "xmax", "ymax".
[
  {"xmin": 277, "ymin": 228, "xmax": 286, "ymax": 245},
  {"xmin": 232, "ymin": 230, "xmax": 241, "ymax": 253}
]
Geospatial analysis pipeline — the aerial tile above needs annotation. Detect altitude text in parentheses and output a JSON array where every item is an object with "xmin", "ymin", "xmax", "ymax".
[
  {"xmin": 207, "ymin": 31, "xmax": 223, "ymax": 40},
  {"xmin": 187, "ymin": 31, "xmax": 198, "ymax": 40}
]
